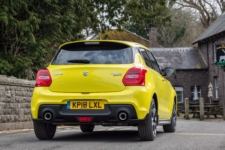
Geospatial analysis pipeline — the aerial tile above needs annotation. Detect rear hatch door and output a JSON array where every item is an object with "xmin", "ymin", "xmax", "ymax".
[{"xmin": 48, "ymin": 41, "xmax": 134, "ymax": 93}]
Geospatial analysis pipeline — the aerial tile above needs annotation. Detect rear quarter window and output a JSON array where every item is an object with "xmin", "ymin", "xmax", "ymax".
[{"xmin": 52, "ymin": 42, "xmax": 134, "ymax": 64}]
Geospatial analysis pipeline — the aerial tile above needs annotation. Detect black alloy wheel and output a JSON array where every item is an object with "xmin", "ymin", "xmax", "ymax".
[
  {"xmin": 138, "ymin": 99, "xmax": 157, "ymax": 141},
  {"xmin": 33, "ymin": 122, "xmax": 57, "ymax": 140}
]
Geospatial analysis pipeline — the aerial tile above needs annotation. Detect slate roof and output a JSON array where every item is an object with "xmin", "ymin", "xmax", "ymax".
[
  {"xmin": 98, "ymin": 30, "xmax": 150, "ymax": 47},
  {"xmin": 193, "ymin": 13, "xmax": 225, "ymax": 44},
  {"xmin": 150, "ymin": 47, "xmax": 208, "ymax": 70}
]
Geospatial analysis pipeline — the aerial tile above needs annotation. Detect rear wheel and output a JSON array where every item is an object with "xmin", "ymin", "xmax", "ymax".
[
  {"xmin": 80, "ymin": 125, "xmax": 95, "ymax": 132},
  {"xmin": 33, "ymin": 122, "xmax": 56, "ymax": 140},
  {"xmin": 163, "ymin": 103, "xmax": 176, "ymax": 132},
  {"xmin": 138, "ymin": 99, "xmax": 157, "ymax": 141}
]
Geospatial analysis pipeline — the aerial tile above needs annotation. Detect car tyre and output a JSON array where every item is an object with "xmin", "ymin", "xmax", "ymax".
[
  {"xmin": 80, "ymin": 125, "xmax": 95, "ymax": 132},
  {"xmin": 138, "ymin": 99, "xmax": 157, "ymax": 141},
  {"xmin": 33, "ymin": 122, "xmax": 56, "ymax": 140},
  {"xmin": 163, "ymin": 103, "xmax": 176, "ymax": 132}
]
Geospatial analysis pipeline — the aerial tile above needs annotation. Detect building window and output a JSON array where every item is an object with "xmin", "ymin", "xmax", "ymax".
[
  {"xmin": 190, "ymin": 86, "xmax": 201, "ymax": 100},
  {"xmin": 214, "ymin": 77, "xmax": 219, "ymax": 99},
  {"xmin": 213, "ymin": 41, "xmax": 217, "ymax": 63},
  {"xmin": 174, "ymin": 87, "xmax": 183, "ymax": 103}
]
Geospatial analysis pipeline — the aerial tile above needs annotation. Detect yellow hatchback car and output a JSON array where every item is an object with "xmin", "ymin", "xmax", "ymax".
[{"xmin": 31, "ymin": 40, "xmax": 177, "ymax": 141}]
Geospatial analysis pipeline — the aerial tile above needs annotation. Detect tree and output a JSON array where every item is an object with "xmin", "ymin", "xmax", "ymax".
[
  {"xmin": 176, "ymin": 0, "xmax": 225, "ymax": 28},
  {"xmin": 157, "ymin": 8, "xmax": 204, "ymax": 47},
  {"xmin": 0, "ymin": 0, "xmax": 178, "ymax": 79},
  {"xmin": 125, "ymin": 0, "xmax": 177, "ymax": 39},
  {"xmin": 0, "ymin": 0, "xmax": 127, "ymax": 79}
]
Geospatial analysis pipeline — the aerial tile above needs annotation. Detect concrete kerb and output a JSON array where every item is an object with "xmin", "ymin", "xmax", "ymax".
[{"xmin": 0, "ymin": 122, "xmax": 33, "ymax": 131}]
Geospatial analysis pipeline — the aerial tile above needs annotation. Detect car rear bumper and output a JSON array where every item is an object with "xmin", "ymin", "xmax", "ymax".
[
  {"xmin": 31, "ymin": 86, "xmax": 154, "ymax": 120},
  {"xmin": 32, "ymin": 104, "xmax": 149, "ymax": 125}
]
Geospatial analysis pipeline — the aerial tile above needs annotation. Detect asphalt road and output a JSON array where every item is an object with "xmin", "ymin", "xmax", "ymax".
[{"xmin": 0, "ymin": 119, "xmax": 225, "ymax": 150}]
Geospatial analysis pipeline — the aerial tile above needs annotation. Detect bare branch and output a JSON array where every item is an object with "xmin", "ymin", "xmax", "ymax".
[
  {"xmin": 204, "ymin": 0, "xmax": 218, "ymax": 18},
  {"xmin": 183, "ymin": 0, "xmax": 203, "ymax": 12},
  {"xmin": 199, "ymin": 0, "xmax": 210, "ymax": 26},
  {"xmin": 176, "ymin": 0, "xmax": 222, "ymax": 28},
  {"xmin": 222, "ymin": 1, "xmax": 225, "ymax": 13},
  {"xmin": 216, "ymin": 0, "xmax": 223, "ymax": 12}
]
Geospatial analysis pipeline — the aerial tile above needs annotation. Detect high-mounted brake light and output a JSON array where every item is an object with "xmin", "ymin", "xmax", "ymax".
[
  {"xmin": 122, "ymin": 67, "xmax": 147, "ymax": 86},
  {"xmin": 35, "ymin": 69, "xmax": 52, "ymax": 87}
]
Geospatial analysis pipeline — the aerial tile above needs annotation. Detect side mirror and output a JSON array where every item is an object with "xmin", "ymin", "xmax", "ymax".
[{"xmin": 163, "ymin": 67, "xmax": 175, "ymax": 77}]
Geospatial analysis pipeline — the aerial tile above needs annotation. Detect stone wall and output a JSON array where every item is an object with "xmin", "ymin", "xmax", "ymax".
[{"xmin": 0, "ymin": 75, "xmax": 35, "ymax": 131}]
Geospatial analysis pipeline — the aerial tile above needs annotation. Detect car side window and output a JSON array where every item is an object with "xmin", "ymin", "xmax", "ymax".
[
  {"xmin": 146, "ymin": 50, "xmax": 161, "ymax": 73},
  {"xmin": 138, "ymin": 48, "xmax": 153, "ymax": 68}
]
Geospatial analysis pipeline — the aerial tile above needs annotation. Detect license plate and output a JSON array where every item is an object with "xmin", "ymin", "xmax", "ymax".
[{"xmin": 67, "ymin": 101, "xmax": 104, "ymax": 110}]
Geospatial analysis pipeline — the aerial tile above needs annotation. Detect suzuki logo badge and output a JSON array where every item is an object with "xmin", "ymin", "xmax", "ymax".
[{"xmin": 83, "ymin": 71, "xmax": 88, "ymax": 76}]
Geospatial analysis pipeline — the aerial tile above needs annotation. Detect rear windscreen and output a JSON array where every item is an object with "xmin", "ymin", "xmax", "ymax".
[{"xmin": 52, "ymin": 42, "xmax": 134, "ymax": 64}]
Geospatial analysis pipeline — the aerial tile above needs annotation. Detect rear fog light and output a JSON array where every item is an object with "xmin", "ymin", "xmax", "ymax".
[{"xmin": 78, "ymin": 117, "xmax": 92, "ymax": 122}]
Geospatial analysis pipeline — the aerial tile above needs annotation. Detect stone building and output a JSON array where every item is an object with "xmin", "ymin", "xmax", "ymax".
[
  {"xmin": 192, "ymin": 12, "xmax": 225, "ymax": 107},
  {"xmin": 88, "ymin": 18, "xmax": 225, "ymax": 110},
  {"xmin": 151, "ymin": 12, "xmax": 225, "ymax": 109},
  {"xmin": 151, "ymin": 47, "xmax": 208, "ymax": 108}
]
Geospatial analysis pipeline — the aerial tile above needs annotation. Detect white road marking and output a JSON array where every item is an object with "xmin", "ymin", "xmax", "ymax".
[
  {"xmin": 120, "ymin": 127, "xmax": 133, "ymax": 130},
  {"xmin": 107, "ymin": 128, "xmax": 115, "ymax": 131},
  {"xmin": 58, "ymin": 130, "xmax": 75, "ymax": 133},
  {"xmin": 174, "ymin": 133, "xmax": 225, "ymax": 136},
  {"xmin": 95, "ymin": 129, "xmax": 104, "ymax": 131}
]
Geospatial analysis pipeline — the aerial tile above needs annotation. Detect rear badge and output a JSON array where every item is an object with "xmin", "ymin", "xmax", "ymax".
[
  {"xmin": 111, "ymin": 72, "xmax": 122, "ymax": 76},
  {"xmin": 53, "ymin": 73, "xmax": 63, "ymax": 76},
  {"xmin": 83, "ymin": 71, "xmax": 88, "ymax": 76}
]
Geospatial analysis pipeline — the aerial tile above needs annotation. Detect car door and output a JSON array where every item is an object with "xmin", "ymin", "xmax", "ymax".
[
  {"xmin": 138, "ymin": 48, "xmax": 166, "ymax": 119},
  {"xmin": 146, "ymin": 50, "xmax": 171, "ymax": 119}
]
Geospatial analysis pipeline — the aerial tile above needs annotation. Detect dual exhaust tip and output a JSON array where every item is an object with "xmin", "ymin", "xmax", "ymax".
[
  {"xmin": 43, "ymin": 111, "xmax": 129, "ymax": 122},
  {"xmin": 118, "ymin": 111, "xmax": 128, "ymax": 122},
  {"xmin": 43, "ymin": 111, "xmax": 53, "ymax": 121}
]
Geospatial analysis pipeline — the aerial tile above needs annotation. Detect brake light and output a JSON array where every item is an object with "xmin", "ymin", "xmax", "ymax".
[
  {"xmin": 122, "ymin": 67, "xmax": 147, "ymax": 86},
  {"xmin": 35, "ymin": 69, "xmax": 52, "ymax": 87},
  {"xmin": 78, "ymin": 117, "xmax": 92, "ymax": 122}
]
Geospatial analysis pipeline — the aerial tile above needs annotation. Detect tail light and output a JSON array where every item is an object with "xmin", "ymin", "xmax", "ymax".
[
  {"xmin": 122, "ymin": 67, "xmax": 147, "ymax": 86},
  {"xmin": 35, "ymin": 69, "xmax": 52, "ymax": 87}
]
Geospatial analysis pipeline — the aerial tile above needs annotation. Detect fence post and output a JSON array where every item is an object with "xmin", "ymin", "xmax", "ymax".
[
  {"xmin": 185, "ymin": 98, "xmax": 189, "ymax": 119},
  {"xmin": 199, "ymin": 97, "xmax": 204, "ymax": 120}
]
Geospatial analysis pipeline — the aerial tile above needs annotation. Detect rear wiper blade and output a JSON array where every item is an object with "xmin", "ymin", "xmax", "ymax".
[{"xmin": 67, "ymin": 59, "xmax": 90, "ymax": 64}]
